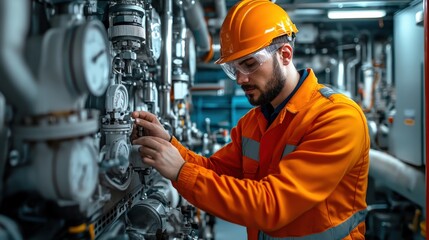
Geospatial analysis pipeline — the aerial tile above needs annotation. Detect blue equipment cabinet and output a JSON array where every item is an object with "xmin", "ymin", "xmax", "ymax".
[{"xmin": 190, "ymin": 95, "xmax": 252, "ymax": 131}]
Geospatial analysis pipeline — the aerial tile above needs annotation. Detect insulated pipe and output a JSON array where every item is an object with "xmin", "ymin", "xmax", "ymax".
[
  {"xmin": 160, "ymin": 0, "xmax": 173, "ymax": 119},
  {"xmin": 369, "ymin": 149, "xmax": 426, "ymax": 208},
  {"xmin": 0, "ymin": 0, "xmax": 38, "ymax": 114}
]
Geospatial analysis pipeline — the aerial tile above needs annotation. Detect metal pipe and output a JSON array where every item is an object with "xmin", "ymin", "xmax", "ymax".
[
  {"xmin": 346, "ymin": 44, "xmax": 361, "ymax": 98},
  {"xmin": 183, "ymin": 1, "xmax": 212, "ymax": 59},
  {"xmin": 208, "ymin": 0, "xmax": 227, "ymax": 29},
  {"xmin": 160, "ymin": 0, "xmax": 173, "ymax": 119},
  {"xmin": 369, "ymin": 149, "xmax": 426, "ymax": 208},
  {"xmin": 0, "ymin": 0, "xmax": 37, "ymax": 114}
]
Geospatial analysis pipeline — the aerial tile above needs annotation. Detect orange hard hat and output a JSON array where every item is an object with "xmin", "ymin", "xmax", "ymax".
[{"xmin": 215, "ymin": 0, "xmax": 298, "ymax": 64}]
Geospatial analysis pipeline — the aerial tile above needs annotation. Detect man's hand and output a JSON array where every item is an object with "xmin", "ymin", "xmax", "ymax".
[
  {"xmin": 131, "ymin": 111, "xmax": 170, "ymax": 141},
  {"xmin": 133, "ymin": 136, "xmax": 185, "ymax": 181}
]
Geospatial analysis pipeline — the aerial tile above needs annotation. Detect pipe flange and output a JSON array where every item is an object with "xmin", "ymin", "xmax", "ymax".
[{"xmin": 13, "ymin": 109, "xmax": 99, "ymax": 140}]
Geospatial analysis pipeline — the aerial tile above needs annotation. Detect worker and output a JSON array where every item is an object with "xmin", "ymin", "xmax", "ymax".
[{"xmin": 132, "ymin": 0, "xmax": 370, "ymax": 239}]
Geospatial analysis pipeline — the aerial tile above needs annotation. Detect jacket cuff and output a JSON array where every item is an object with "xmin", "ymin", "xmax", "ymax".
[{"xmin": 173, "ymin": 162, "xmax": 198, "ymax": 201}]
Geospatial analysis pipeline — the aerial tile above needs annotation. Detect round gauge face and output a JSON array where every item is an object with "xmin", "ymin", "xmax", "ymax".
[
  {"xmin": 110, "ymin": 139, "xmax": 130, "ymax": 174},
  {"xmin": 83, "ymin": 22, "xmax": 110, "ymax": 96},
  {"xmin": 74, "ymin": 21, "xmax": 110, "ymax": 96},
  {"xmin": 67, "ymin": 143, "xmax": 98, "ymax": 200},
  {"xmin": 106, "ymin": 84, "xmax": 129, "ymax": 112},
  {"xmin": 112, "ymin": 85, "xmax": 128, "ymax": 111}
]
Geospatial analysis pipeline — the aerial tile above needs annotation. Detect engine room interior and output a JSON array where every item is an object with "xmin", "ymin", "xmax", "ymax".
[{"xmin": 0, "ymin": 0, "xmax": 427, "ymax": 239}]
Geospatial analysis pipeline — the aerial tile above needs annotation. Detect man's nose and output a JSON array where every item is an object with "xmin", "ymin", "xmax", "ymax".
[{"xmin": 236, "ymin": 71, "xmax": 249, "ymax": 85}]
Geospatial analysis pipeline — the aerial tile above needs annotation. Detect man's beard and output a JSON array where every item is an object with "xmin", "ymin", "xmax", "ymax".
[{"xmin": 244, "ymin": 58, "xmax": 286, "ymax": 106}]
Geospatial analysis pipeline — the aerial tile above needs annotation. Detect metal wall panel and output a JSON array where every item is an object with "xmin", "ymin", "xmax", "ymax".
[{"xmin": 389, "ymin": 1, "xmax": 425, "ymax": 166}]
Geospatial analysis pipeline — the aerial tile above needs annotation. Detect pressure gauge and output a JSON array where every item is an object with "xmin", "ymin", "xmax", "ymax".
[
  {"xmin": 54, "ymin": 138, "xmax": 99, "ymax": 201},
  {"xmin": 106, "ymin": 84, "xmax": 129, "ymax": 112},
  {"xmin": 71, "ymin": 20, "xmax": 111, "ymax": 96},
  {"xmin": 110, "ymin": 139, "xmax": 130, "ymax": 175}
]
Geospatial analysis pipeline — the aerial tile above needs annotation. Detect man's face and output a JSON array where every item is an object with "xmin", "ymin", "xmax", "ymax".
[{"xmin": 239, "ymin": 55, "xmax": 286, "ymax": 106}]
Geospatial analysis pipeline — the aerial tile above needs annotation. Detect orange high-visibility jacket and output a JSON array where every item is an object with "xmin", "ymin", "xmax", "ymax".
[{"xmin": 172, "ymin": 68, "xmax": 370, "ymax": 240}]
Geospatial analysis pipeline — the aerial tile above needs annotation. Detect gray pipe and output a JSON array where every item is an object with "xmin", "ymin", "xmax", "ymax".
[
  {"xmin": 208, "ymin": 0, "xmax": 227, "ymax": 29},
  {"xmin": 369, "ymin": 149, "xmax": 426, "ymax": 210},
  {"xmin": 0, "ymin": 0, "xmax": 38, "ymax": 114},
  {"xmin": 160, "ymin": 0, "xmax": 173, "ymax": 119},
  {"xmin": 183, "ymin": 1, "xmax": 211, "ymax": 55}
]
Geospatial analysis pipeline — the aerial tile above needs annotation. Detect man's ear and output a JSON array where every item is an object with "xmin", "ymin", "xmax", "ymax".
[{"xmin": 280, "ymin": 44, "xmax": 293, "ymax": 65}]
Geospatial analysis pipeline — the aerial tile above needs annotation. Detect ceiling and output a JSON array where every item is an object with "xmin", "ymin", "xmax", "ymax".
[
  {"xmin": 201, "ymin": 0, "xmax": 420, "ymax": 46},
  {"xmin": 221, "ymin": 0, "xmax": 417, "ymax": 23}
]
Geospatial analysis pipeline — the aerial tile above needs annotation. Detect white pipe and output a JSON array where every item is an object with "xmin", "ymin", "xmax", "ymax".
[
  {"xmin": 0, "ymin": 0, "xmax": 37, "ymax": 114},
  {"xmin": 369, "ymin": 149, "xmax": 426, "ymax": 210}
]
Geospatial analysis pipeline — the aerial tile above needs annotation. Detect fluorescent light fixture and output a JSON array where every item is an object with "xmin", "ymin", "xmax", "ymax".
[{"xmin": 328, "ymin": 10, "xmax": 386, "ymax": 19}]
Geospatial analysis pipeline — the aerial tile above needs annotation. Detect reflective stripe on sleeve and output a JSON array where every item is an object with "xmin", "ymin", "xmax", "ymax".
[
  {"xmin": 242, "ymin": 137, "xmax": 260, "ymax": 161},
  {"xmin": 258, "ymin": 209, "xmax": 367, "ymax": 240},
  {"xmin": 281, "ymin": 144, "xmax": 296, "ymax": 159}
]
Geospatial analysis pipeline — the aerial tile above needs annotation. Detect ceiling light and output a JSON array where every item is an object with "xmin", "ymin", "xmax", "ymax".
[{"xmin": 327, "ymin": 10, "xmax": 386, "ymax": 19}]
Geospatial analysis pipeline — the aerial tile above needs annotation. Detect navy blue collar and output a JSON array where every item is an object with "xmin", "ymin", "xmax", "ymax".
[{"xmin": 261, "ymin": 69, "xmax": 308, "ymax": 127}]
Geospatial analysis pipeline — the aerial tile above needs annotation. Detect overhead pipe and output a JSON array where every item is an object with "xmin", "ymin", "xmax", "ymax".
[
  {"xmin": 208, "ymin": 0, "xmax": 227, "ymax": 29},
  {"xmin": 0, "ymin": 0, "xmax": 38, "ymax": 114},
  {"xmin": 181, "ymin": 0, "xmax": 213, "ymax": 62}
]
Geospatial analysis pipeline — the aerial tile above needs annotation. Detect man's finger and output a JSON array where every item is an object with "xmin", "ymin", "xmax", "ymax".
[
  {"xmin": 132, "ymin": 111, "xmax": 158, "ymax": 123},
  {"xmin": 149, "ymin": 136, "xmax": 169, "ymax": 145},
  {"xmin": 142, "ymin": 156, "xmax": 156, "ymax": 167},
  {"xmin": 133, "ymin": 136, "xmax": 160, "ymax": 149},
  {"xmin": 139, "ymin": 145, "xmax": 159, "ymax": 158}
]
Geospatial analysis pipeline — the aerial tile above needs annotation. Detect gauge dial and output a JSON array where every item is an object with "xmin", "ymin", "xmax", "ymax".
[
  {"xmin": 55, "ymin": 139, "xmax": 98, "ymax": 202},
  {"xmin": 71, "ymin": 20, "xmax": 111, "ymax": 96},
  {"xmin": 110, "ymin": 139, "xmax": 130, "ymax": 174},
  {"xmin": 106, "ymin": 84, "xmax": 129, "ymax": 112}
]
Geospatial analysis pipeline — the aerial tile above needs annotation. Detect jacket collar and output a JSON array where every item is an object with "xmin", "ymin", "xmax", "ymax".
[{"xmin": 272, "ymin": 68, "xmax": 319, "ymax": 124}]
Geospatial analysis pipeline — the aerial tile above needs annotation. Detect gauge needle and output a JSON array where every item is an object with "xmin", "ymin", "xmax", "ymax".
[
  {"xmin": 92, "ymin": 49, "xmax": 105, "ymax": 63},
  {"xmin": 79, "ymin": 165, "xmax": 88, "ymax": 191}
]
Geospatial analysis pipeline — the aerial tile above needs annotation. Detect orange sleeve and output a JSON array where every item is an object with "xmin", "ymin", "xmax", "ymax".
[
  {"xmin": 173, "ymin": 103, "xmax": 369, "ymax": 231},
  {"xmin": 171, "ymin": 124, "xmax": 244, "ymax": 178}
]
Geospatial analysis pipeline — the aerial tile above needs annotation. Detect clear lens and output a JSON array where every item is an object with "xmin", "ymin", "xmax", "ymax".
[
  {"xmin": 220, "ymin": 63, "xmax": 238, "ymax": 80},
  {"xmin": 221, "ymin": 43, "xmax": 283, "ymax": 80}
]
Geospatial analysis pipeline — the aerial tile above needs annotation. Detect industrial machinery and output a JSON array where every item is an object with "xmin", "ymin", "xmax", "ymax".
[
  {"xmin": 0, "ymin": 0, "xmax": 426, "ymax": 239},
  {"xmin": 0, "ymin": 0, "xmax": 218, "ymax": 239}
]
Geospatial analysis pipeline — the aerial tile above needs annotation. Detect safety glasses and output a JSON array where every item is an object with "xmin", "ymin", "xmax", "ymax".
[{"xmin": 220, "ymin": 43, "xmax": 283, "ymax": 80}]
